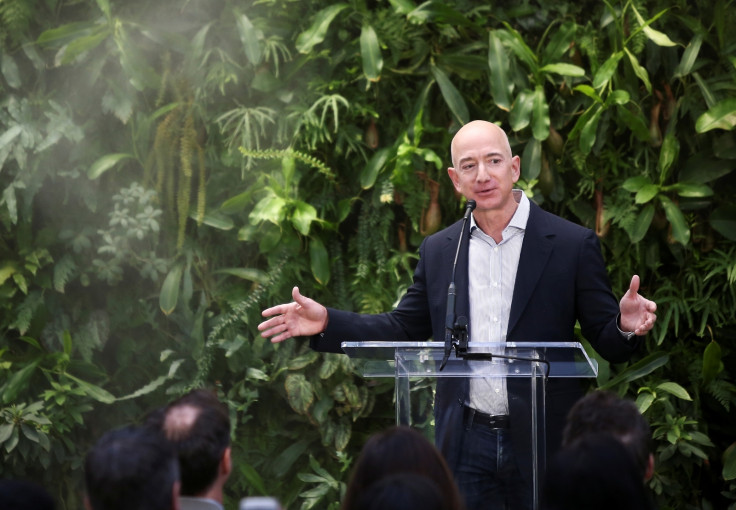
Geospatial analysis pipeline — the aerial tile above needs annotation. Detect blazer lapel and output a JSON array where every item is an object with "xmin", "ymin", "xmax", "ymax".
[{"xmin": 507, "ymin": 202, "xmax": 554, "ymax": 338}]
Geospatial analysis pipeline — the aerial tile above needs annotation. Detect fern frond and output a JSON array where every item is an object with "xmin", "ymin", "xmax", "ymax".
[
  {"xmin": 238, "ymin": 147, "xmax": 335, "ymax": 181},
  {"xmin": 53, "ymin": 254, "xmax": 77, "ymax": 293}
]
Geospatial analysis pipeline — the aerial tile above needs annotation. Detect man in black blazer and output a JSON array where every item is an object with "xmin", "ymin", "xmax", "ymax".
[{"xmin": 259, "ymin": 120, "xmax": 657, "ymax": 510}]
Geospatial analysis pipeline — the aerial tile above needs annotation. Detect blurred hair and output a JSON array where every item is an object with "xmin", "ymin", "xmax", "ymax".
[
  {"xmin": 351, "ymin": 472, "xmax": 449, "ymax": 510},
  {"xmin": 341, "ymin": 426, "xmax": 465, "ymax": 510},
  {"xmin": 84, "ymin": 425, "xmax": 178, "ymax": 510},
  {"xmin": 146, "ymin": 388, "xmax": 230, "ymax": 496},
  {"xmin": 0, "ymin": 479, "xmax": 55, "ymax": 510},
  {"xmin": 562, "ymin": 390, "xmax": 651, "ymax": 479},
  {"xmin": 542, "ymin": 433, "xmax": 651, "ymax": 510}
]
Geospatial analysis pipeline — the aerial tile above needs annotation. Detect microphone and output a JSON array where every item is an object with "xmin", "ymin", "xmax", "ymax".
[{"xmin": 440, "ymin": 200, "xmax": 476, "ymax": 370}]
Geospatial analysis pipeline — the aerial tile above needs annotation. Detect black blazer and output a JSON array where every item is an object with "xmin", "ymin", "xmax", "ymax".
[{"xmin": 311, "ymin": 201, "xmax": 639, "ymax": 477}]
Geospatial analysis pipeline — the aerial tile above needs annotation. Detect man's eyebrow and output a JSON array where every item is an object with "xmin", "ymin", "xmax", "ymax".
[{"xmin": 458, "ymin": 152, "xmax": 503, "ymax": 164}]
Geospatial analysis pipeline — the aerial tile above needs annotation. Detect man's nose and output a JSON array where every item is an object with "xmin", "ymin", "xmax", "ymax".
[{"xmin": 475, "ymin": 162, "xmax": 491, "ymax": 181}]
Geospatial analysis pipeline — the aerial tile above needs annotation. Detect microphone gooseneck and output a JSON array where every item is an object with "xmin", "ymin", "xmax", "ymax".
[{"xmin": 440, "ymin": 200, "xmax": 476, "ymax": 371}]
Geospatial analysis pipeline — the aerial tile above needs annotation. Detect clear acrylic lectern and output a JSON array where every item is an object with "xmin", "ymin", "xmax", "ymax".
[{"xmin": 341, "ymin": 341, "xmax": 598, "ymax": 510}]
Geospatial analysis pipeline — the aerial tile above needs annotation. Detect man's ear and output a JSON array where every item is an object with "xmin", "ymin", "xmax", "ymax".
[
  {"xmin": 511, "ymin": 155, "xmax": 521, "ymax": 183},
  {"xmin": 221, "ymin": 446, "xmax": 232, "ymax": 478},
  {"xmin": 447, "ymin": 167, "xmax": 461, "ymax": 192},
  {"xmin": 644, "ymin": 453, "xmax": 655, "ymax": 481}
]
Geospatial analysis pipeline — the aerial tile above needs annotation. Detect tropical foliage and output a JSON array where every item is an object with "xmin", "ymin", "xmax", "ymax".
[{"xmin": 1, "ymin": 0, "xmax": 735, "ymax": 509}]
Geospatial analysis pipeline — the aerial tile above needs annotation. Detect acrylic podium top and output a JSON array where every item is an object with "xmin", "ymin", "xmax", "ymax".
[{"xmin": 340, "ymin": 341, "xmax": 598, "ymax": 378}]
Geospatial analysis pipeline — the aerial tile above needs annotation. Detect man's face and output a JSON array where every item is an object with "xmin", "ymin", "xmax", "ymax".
[{"xmin": 447, "ymin": 122, "xmax": 520, "ymax": 213}]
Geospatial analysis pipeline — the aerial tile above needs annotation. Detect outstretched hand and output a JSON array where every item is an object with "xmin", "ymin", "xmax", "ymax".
[
  {"xmin": 258, "ymin": 286, "xmax": 328, "ymax": 343},
  {"xmin": 619, "ymin": 275, "xmax": 657, "ymax": 336}
]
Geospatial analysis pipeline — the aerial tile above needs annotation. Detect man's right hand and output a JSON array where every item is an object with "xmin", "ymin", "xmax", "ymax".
[{"xmin": 258, "ymin": 286, "xmax": 328, "ymax": 343}]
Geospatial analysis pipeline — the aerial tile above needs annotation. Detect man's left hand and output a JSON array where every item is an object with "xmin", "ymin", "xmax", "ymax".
[{"xmin": 619, "ymin": 275, "xmax": 658, "ymax": 336}]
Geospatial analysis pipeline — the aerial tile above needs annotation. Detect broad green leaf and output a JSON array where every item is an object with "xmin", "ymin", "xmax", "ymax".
[
  {"xmin": 88, "ymin": 153, "xmax": 134, "ymax": 179},
  {"xmin": 0, "ymin": 262, "xmax": 18, "ymax": 286},
  {"xmin": 629, "ymin": 205, "xmax": 655, "ymax": 243},
  {"xmin": 659, "ymin": 195, "xmax": 690, "ymax": 245},
  {"xmin": 95, "ymin": 0, "xmax": 111, "ymax": 18},
  {"xmin": 624, "ymin": 48, "xmax": 652, "ymax": 94},
  {"xmin": 407, "ymin": 2, "xmax": 472, "ymax": 26},
  {"xmin": 573, "ymin": 85, "xmax": 603, "ymax": 103},
  {"xmin": 593, "ymin": 51, "xmax": 623, "ymax": 89},
  {"xmin": 724, "ymin": 442, "xmax": 736, "ymax": 481},
  {"xmin": 695, "ymin": 98, "xmax": 736, "ymax": 133},
  {"xmin": 62, "ymin": 330, "xmax": 72, "ymax": 356},
  {"xmin": 249, "ymin": 194, "xmax": 287, "ymax": 225},
  {"xmin": 159, "ymin": 263, "xmax": 183, "ymax": 316},
  {"xmin": 658, "ymin": 133, "xmax": 680, "ymax": 182},
  {"xmin": 360, "ymin": 147, "xmax": 391, "ymax": 189},
  {"xmin": 214, "ymin": 268, "xmax": 268, "ymax": 283},
  {"xmin": 1, "ymin": 361, "xmax": 39, "ymax": 404},
  {"xmin": 616, "ymin": 105, "xmax": 650, "ymax": 141},
  {"xmin": 579, "ymin": 106, "xmax": 603, "ymax": 154},
  {"xmin": 388, "ymin": 0, "xmax": 414, "ymax": 15},
  {"xmin": 531, "ymin": 85, "xmax": 550, "ymax": 141},
  {"xmin": 497, "ymin": 23, "xmax": 537, "ymax": 70},
  {"xmin": 239, "ymin": 463, "xmax": 269, "ymax": 495},
  {"xmin": 360, "ymin": 24, "xmax": 383, "ymax": 82},
  {"xmin": 295, "ymin": 4, "xmax": 349, "ymax": 54},
  {"xmin": 509, "ymin": 89, "xmax": 535, "ymax": 132},
  {"xmin": 710, "ymin": 205, "xmax": 736, "ymax": 241},
  {"xmin": 220, "ymin": 189, "xmax": 256, "ymax": 214},
  {"xmin": 521, "ymin": 138, "xmax": 542, "ymax": 180},
  {"xmin": 668, "ymin": 182, "xmax": 713, "ymax": 198},
  {"xmin": 194, "ymin": 210, "xmax": 234, "ymax": 230},
  {"xmin": 0, "ymin": 423, "xmax": 13, "ymax": 443},
  {"xmin": 679, "ymin": 155, "xmax": 733, "ymax": 183},
  {"xmin": 539, "ymin": 63, "xmax": 585, "ymax": 77},
  {"xmin": 37, "ymin": 21, "xmax": 95, "ymax": 45},
  {"xmin": 702, "ymin": 340, "xmax": 722, "ymax": 385},
  {"xmin": 631, "ymin": 6, "xmax": 677, "ymax": 47},
  {"xmin": 431, "ymin": 66, "xmax": 469, "ymax": 125},
  {"xmin": 309, "ymin": 237, "xmax": 330, "ymax": 285},
  {"xmin": 236, "ymin": 14, "xmax": 262, "ymax": 65},
  {"xmin": 285, "ymin": 374, "xmax": 314, "ymax": 414},
  {"xmin": 65, "ymin": 373, "xmax": 115, "ymax": 404},
  {"xmin": 291, "ymin": 200, "xmax": 318, "ymax": 236},
  {"xmin": 635, "ymin": 184, "xmax": 659, "ymax": 204},
  {"xmin": 1, "ymin": 55, "xmax": 21, "ymax": 89},
  {"xmin": 488, "ymin": 31, "xmax": 512, "ymax": 110},
  {"xmin": 59, "ymin": 28, "xmax": 111, "ymax": 66},
  {"xmin": 605, "ymin": 89, "xmax": 630, "ymax": 106},
  {"xmin": 693, "ymin": 72, "xmax": 716, "ymax": 109},
  {"xmin": 541, "ymin": 21, "xmax": 577, "ymax": 63},
  {"xmin": 635, "ymin": 392, "xmax": 656, "ymax": 414},
  {"xmin": 0, "ymin": 125, "xmax": 23, "ymax": 151},
  {"xmin": 656, "ymin": 381, "xmax": 692, "ymax": 401},
  {"xmin": 674, "ymin": 34, "xmax": 703, "ymax": 78},
  {"xmin": 599, "ymin": 351, "xmax": 669, "ymax": 390}
]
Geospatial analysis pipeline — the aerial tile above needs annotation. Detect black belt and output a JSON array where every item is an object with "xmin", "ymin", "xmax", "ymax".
[{"xmin": 463, "ymin": 405, "xmax": 510, "ymax": 429}]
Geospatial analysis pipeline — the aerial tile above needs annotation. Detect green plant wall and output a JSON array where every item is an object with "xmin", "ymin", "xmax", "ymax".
[{"xmin": 1, "ymin": 0, "xmax": 735, "ymax": 509}]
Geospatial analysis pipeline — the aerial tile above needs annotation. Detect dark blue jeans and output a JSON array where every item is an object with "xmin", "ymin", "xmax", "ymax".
[{"xmin": 453, "ymin": 420, "xmax": 532, "ymax": 510}]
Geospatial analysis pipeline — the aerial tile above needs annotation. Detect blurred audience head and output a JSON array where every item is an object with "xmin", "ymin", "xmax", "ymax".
[
  {"xmin": 352, "ymin": 472, "xmax": 448, "ymax": 510},
  {"xmin": 146, "ymin": 388, "xmax": 231, "ymax": 501},
  {"xmin": 563, "ymin": 390, "xmax": 653, "ymax": 480},
  {"xmin": 542, "ymin": 433, "xmax": 652, "ymax": 510},
  {"xmin": 0, "ymin": 479, "xmax": 55, "ymax": 510},
  {"xmin": 84, "ymin": 425, "xmax": 179, "ymax": 510},
  {"xmin": 341, "ymin": 425, "xmax": 465, "ymax": 510}
]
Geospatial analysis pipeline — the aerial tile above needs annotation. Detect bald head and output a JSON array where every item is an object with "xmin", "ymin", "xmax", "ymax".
[
  {"xmin": 450, "ymin": 121, "xmax": 512, "ymax": 168},
  {"xmin": 147, "ymin": 389, "xmax": 231, "ymax": 497}
]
